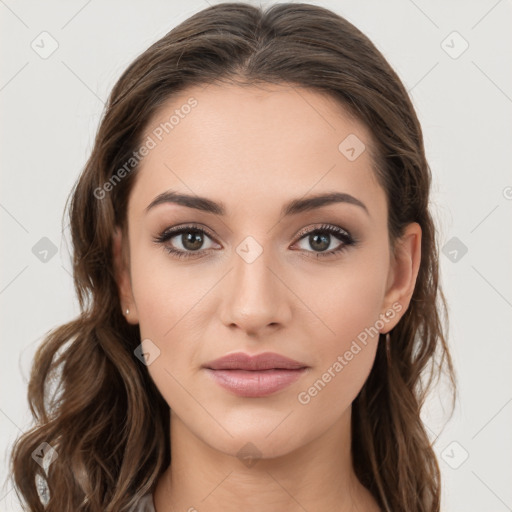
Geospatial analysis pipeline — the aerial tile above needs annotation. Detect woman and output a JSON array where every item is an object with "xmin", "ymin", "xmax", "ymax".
[{"xmin": 10, "ymin": 2, "xmax": 456, "ymax": 511}]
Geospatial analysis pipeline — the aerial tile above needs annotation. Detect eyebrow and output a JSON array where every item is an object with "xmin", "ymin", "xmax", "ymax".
[{"xmin": 145, "ymin": 190, "xmax": 369, "ymax": 217}]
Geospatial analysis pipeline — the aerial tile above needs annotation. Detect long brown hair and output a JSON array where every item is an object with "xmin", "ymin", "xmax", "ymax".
[{"xmin": 9, "ymin": 3, "xmax": 456, "ymax": 511}]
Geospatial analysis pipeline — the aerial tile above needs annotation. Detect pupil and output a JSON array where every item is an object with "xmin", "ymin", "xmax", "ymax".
[{"xmin": 310, "ymin": 233, "xmax": 329, "ymax": 251}]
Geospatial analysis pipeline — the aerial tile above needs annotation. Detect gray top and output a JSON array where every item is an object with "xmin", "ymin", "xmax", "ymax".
[{"xmin": 130, "ymin": 493, "xmax": 156, "ymax": 512}]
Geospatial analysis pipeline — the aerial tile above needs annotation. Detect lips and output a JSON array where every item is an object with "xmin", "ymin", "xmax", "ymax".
[
  {"xmin": 203, "ymin": 351, "xmax": 308, "ymax": 371},
  {"xmin": 202, "ymin": 352, "xmax": 310, "ymax": 397}
]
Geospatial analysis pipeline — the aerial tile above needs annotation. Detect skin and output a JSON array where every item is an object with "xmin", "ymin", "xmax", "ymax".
[{"xmin": 112, "ymin": 83, "xmax": 421, "ymax": 512}]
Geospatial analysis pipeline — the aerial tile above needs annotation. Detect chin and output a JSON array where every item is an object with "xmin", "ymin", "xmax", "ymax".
[
  {"xmin": 196, "ymin": 418, "xmax": 314, "ymax": 464},
  {"xmin": 216, "ymin": 437, "xmax": 299, "ymax": 465}
]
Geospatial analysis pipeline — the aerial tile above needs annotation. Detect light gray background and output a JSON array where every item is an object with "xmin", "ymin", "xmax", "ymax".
[{"xmin": 1, "ymin": 1, "xmax": 511, "ymax": 510}]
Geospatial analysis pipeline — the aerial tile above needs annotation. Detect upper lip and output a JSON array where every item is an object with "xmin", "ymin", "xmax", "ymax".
[{"xmin": 203, "ymin": 352, "xmax": 308, "ymax": 371}]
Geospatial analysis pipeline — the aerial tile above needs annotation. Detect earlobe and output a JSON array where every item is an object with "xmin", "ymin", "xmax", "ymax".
[
  {"xmin": 112, "ymin": 226, "xmax": 139, "ymax": 324},
  {"xmin": 380, "ymin": 222, "xmax": 422, "ymax": 333}
]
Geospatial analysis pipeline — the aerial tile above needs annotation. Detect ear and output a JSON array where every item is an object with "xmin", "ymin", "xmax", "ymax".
[
  {"xmin": 380, "ymin": 222, "xmax": 422, "ymax": 333},
  {"xmin": 112, "ymin": 226, "xmax": 139, "ymax": 325}
]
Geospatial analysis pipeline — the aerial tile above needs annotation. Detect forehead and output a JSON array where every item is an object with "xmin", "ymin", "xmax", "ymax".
[{"xmin": 128, "ymin": 82, "xmax": 386, "ymax": 220}]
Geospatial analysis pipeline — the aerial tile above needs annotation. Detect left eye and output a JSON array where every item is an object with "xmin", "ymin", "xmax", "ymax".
[
  {"xmin": 294, "ymin": 228, "xmax": 348, "ymax": 253},
  {"xmin": 292, "ymin": 224, "xmax": 356, "ymax": 257}
]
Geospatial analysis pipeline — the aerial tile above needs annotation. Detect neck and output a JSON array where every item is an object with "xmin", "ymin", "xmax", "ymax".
[{"xmin": 153, "ymin": 406, "xmax": 380, "ymax": 512}]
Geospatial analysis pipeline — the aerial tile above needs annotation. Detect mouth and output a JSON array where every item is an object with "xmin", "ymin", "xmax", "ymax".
[{"xmin": 202, "ymin": 351, "xmax": 310, "ymax": 397}]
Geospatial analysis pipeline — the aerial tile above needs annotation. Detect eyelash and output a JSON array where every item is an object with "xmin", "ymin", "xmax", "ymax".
[{"xmin": 152, "ymin": 223, "xmax": 357, "ymax": 260}]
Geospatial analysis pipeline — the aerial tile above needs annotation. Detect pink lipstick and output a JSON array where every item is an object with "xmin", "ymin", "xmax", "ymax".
[{"xmin": 202, "ymin": 351, "xmax": 309, "ymax": 397}]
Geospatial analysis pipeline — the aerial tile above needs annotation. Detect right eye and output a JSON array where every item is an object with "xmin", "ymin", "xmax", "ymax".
[{"xmin": 153, "ymin": 225, "xmax": 220, "ymax": 259}]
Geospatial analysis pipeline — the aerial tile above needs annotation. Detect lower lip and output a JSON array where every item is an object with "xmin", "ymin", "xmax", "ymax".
[{"xmin": 204, "ymin": 368, "xmax": 308, "ymax": 397}]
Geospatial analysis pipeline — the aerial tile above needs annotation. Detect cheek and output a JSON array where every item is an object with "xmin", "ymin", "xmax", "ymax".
[
  {"xmin": 292, "ymin": 251, "xmax": 387, "ymax": 410},
  {"xmin": 294, "ymin": 277, "xmax": 384, "ymax": 423},
  {"xmin": 295, "ymin": 249, "xmax": 388, "ymax": 348},
  {"xmin": 129, "ymin": 253, "xmax": 211, "ymax": 406},
  {"xmin": 130, "ymin": 248, "xmax": 208, "ymax": 339}
]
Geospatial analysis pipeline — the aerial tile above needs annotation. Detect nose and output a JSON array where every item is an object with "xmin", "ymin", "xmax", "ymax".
[{"xmin": 218, "ymin": 245, "xmax": 292, "ymax": 337}]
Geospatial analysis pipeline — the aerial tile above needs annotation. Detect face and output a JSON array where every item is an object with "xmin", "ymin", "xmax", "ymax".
[{"xmin": 113, "ymin": 83, "xmax": 420, "ymax": 459}]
